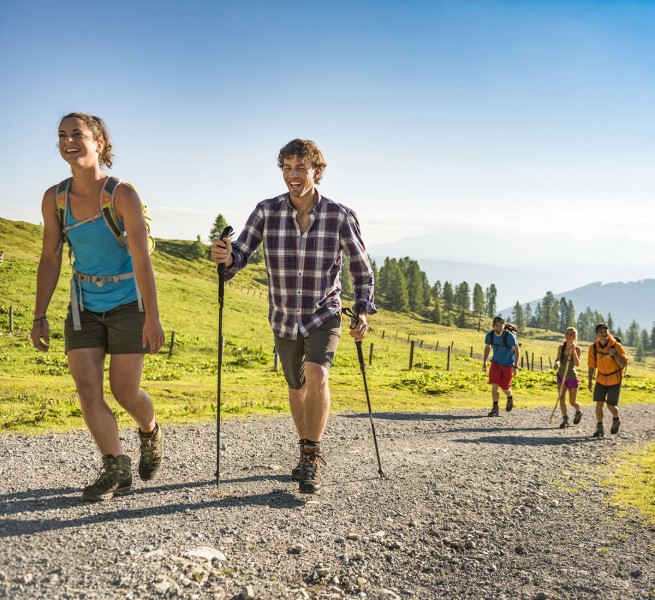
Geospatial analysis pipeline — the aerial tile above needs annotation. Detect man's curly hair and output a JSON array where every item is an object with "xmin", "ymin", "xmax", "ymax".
[{"xmin": 277, "ymin": 139, "xmax": 327, "ymax": 184}]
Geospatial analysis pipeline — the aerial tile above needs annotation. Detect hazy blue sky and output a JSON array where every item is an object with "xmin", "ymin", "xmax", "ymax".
[{"xmin": 1, "ymin": 0, "xmax": 653, "ymax": 293}]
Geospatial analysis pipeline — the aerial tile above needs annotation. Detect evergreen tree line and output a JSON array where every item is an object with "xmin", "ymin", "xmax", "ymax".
[{"xmin": 372, "ymin": 257, "xmax": 498, "ymax": 327}]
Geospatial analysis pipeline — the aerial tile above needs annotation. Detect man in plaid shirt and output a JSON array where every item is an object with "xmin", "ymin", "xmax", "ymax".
[{"xmin": 211, "ymin": 139, "xmax": 377, "ymax": 494}]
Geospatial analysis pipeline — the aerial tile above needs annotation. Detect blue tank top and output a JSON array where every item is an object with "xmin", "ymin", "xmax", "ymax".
[{"xmin": 66, "ymin": 203, "xmax": 137, "ymax": 312}]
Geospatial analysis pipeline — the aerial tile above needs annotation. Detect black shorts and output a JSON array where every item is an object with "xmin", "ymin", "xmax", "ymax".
[
  {"xmin": 274, "ymin": 315, "xmax": 341, "ymax": 390},
  {"xmin": 593, "ymin": 382, "xmax": 621, "ymax": 406},
  {"xmin": 65, "ymin": 301, "xmax": 149, "ymax": 354}
]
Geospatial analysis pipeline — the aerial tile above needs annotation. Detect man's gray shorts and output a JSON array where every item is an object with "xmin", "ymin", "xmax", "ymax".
[{"xmin": 274, "ymin": 315, "xmax": 342, "ymax": 390}]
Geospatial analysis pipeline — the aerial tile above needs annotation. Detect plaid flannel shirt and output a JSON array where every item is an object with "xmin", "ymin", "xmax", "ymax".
[{"xmin": 225, "ymin": 192, "xmax": 377, "ymax": 339}]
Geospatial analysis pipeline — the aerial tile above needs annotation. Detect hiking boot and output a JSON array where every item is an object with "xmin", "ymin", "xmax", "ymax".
[
  {"xmin": 138, "ymin": 423, "xmax": 163, "ymax": 481},
  {"xmin": 487, "ymin": 404, "xmax": 499, "ymax": 417},
  {"xmin": 610, "ymin": 417, "xmax": 621, "ymax": 435},
  {"xmin": 82, "ymin": 455, "xmax": 132, "ymax": 501},
  {"xmin": 505, "ymin": 396, "xmax": 514, "ymax": 412},
  {"xmin": 559, "ymin": 415, "xmax": 570, "ymax": 429},
  {"xmin": 592, "ymin": 422, "xmax": 605, "ymax": 438},
  {"xmin": 299, "ymin": 441, "xmax": 325, "ymax": 494},
  {"xmin": 573, "ymin": 411, "xmax": 583, "ymax": 425}
]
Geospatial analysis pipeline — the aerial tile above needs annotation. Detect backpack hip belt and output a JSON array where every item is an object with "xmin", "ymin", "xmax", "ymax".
[{"xmin": 70, "ymin": 268, "xmax": 144, "ymax": 331}]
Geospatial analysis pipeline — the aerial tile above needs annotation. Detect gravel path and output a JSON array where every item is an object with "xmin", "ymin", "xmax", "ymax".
[{"xmin": 1, "ymin": 404, "xmax": 655, "ymax": 599}]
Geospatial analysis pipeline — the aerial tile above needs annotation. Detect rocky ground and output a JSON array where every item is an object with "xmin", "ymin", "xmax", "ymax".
[{"xmin": 1, "ymin": 403, "xmax": 654, "ymax": 599}]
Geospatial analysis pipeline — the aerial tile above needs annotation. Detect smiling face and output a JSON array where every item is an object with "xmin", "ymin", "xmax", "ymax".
[
  {"xmin": 58, "ymin": 117, "xmax": 103, "ymax": 168},
  {"xmin": 596, "ymin": 325, "xmax": 609, "ymax": 343},
  {"xmin": 493, "ymin": 321, "xmax": 504, "ymax": 335},
  {"xmin": 282, "ymin": 155, "xmax": 319, "ymax": 201}
]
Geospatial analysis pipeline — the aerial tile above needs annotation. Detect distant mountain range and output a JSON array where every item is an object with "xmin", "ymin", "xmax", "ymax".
[
  {"xmin": 500, "ymin": 280, "xmax": 655, "ymax": 332},
  {"xmin": 369, "ymin": 253, "xmax": 654, "ymax": 331}
]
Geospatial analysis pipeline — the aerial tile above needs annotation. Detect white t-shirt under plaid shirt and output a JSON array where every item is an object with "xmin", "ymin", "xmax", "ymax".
[{"xmin": 225, "ymin": 192, "xmax": 377, "ymax": 340}]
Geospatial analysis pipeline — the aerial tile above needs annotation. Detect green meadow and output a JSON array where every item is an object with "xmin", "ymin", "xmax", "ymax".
[{"xmin": 1, "ymin": 217, "xmax": 654, "ymax": 523}]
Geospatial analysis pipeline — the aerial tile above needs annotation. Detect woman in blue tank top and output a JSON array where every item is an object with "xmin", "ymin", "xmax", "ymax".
[{"xmin": 30, "ymin": 113, "xmax": 165, "ymax": 502}]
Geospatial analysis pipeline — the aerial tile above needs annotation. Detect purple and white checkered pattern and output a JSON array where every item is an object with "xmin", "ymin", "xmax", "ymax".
[{"xmin": 225, "ymin": 193, "xmax": 376, "ymax": 340}]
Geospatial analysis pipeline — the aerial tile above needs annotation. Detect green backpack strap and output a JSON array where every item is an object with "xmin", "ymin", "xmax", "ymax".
[
  {"xmin": 100, "ymin": 176, "xmax": 127, "ymax": 247},
  {"xmin": 54, "ymin": 178, "xmax": 73, "ymax": 255},
  {"xmin": 100, "ymin": 176, "xmax": 155, "ymax": 254}
]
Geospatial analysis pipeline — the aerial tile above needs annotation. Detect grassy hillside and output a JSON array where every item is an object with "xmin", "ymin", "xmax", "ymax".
[{"xmin": 2, "ymin": 216, "xmax": 655, "ymax": 435}]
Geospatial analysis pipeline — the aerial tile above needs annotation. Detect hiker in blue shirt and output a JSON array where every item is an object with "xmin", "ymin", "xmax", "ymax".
[
  {"xmin": 31, "ymin": 113, "xmax": 164, "ymax": 502},
  {"xmin": 482, "ymin": 316, "xmax": 520, "ymax": 417}
]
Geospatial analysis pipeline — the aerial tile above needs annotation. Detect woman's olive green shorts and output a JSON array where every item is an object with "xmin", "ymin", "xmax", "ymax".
[
  {"xmin": 274, "ymin": 315, "xmax": 342, "ymax": 390},
  {"xmin": 65, "ymin": 301, "xmax": 149, "ymax": 354}
]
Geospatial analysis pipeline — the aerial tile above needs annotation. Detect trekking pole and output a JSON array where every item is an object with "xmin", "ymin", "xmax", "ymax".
[
  {"xmin": 215, "ymin": 226, "xmax": 234, "ymax": 486},
  {"xmin": 343, "ymin": 307, "xmax": 384, "ymax": 477},
  {"xmin": 550, "ymin": 352, "xmax": 572, "ymax": 425}
]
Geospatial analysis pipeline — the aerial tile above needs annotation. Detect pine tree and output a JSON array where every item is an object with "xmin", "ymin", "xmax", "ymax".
[
  {"xmin": 485, "ymin": 284, "xmax": 497, "ymax": 318},
  {"xmin": 473, "ymin": 283, "xmax": 485, "ymax": 316},
  {"xmin": 626, "ymin": 320, "xmax": 640, "ymax": 347},
  {"xmin": 455, "ymin": 281, "xmax": 471, "ymax": 311},
  {"xmin": 443, "ymin": 281, "xmax": 454, "ymax": 314},
  {"xmin": 566, "ymin": 300, "xmax": 576, "ymax": 328},
  {"xmin": 607, "ymin": 313, "xmax": 614, "ymax": 330},
  {"xmin": 512, "ymin": 301, "xmax": 525, "ymax": 330},
  {"xmin": 639, "ymin": 329, "xmax": 650, "ymax": 352},
  {"xmin": 209, "ymin": 214, "xmax": 229, "ymax": 242}
]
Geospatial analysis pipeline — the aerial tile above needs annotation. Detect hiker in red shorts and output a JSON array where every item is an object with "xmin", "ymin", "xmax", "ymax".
[{"xmin": 482, "ymin": 316, "xmax": 520, "ymax": 417}]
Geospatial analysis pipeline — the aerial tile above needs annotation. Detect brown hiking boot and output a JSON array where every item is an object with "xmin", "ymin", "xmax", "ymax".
[
  {"xmin": 138, "ymin": 424, "xmax": 163, "ymax": 481},
  {"xmin": 299, "ymin": 441, "xmax": 325, "ymax": 494},
  {"xmin": 559, "ymin": 415, "xmax": 570, "ymax": 429},
  {"xmin": 573, "ymin": 411, "xmax": 583, "ymax": 425},
  {"xmin": 610, "ymin": 417, "xmax": 621, "ymax": 435},
  {"xmin": 82, "ymin": 455, "xmax": 132, "ymax": 501},
  {"xmin": 487, "ymin": 404, "xmax": 499, "ymax": 417},
  {"xmin": 592, "ymin": 422, "xmax": 605, "ymax": 438},
  {"xmin": 505, "ymin": 395, "xmax": 514, "ymax": 412}
]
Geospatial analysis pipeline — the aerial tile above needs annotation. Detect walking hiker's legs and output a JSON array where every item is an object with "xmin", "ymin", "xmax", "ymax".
[
  {"xmin": 491, "ymin": 383, "xmax": 500, "ymax": 404},
  {"xmin": 568, "ymin": 387, "xmax": 581, "ymax": 413},
  {"xmin": 289, "ymin": 362, "xmax": 330, "ymax": 442},
  {"xmin": 68, "ymin": 347, "xmax": 123, "ymax": 456},
  {"xmin": 109, "ymin": 354, "xmax": 156, "ymax": 433},
  {"xmin": 559, "ymin": 389, "xmax": 568, "ymax": 416},
  {"xmin": 595, "ymin": 400, "xmax": 605, "ymax": 423}
]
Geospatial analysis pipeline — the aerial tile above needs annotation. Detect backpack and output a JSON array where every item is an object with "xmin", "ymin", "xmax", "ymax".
[
  {"xmin": 55, "ymin": 176, "xmax": 155, "ymax": 257},
  {"xmin": 488, "ymin": 323, "xmax": 518, "ymax": 348},
  {"xmin": 54, "ymin": 176, "xmax": 155, "ymax": 331}
]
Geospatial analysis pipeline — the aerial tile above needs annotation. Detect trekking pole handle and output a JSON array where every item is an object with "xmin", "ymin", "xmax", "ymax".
[
  {"xmin": 215, "ymin": 226, "xmax": 234, "ymax": 307},
  {"xmin": 215, "ymin": 226, "xmax": 235, "ymax": 274}
]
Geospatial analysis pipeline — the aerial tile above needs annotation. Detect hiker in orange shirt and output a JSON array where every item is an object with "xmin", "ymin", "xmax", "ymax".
[{"xmin": 587, "ymin": 323, "xmax": 629, "ymax": 438}]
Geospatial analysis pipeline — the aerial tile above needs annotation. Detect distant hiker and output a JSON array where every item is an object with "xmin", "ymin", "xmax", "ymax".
[
  {"xmin": 30, "ymin": 113, "xmax": 164, "ymax": 501},
  {"xmin": 553, "ymin": 327, "xmax": 582, "ymax": 428},
  {"xmin": 211, "ymin": 138, "xmax": 377, "ymax": 494},
  {"xmin": 588, "ymin": 323, "xmax": 628, "ymax": 438},
  {"xmin": 482, "ymin": 316, "xmax": 520, "ymax": 416}
]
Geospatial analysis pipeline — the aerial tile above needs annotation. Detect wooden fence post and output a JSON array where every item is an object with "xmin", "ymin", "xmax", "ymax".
[
  {"xmin": 447, "ymin": 346, "xmax": 451, "ymax": 371},
  {"xmin": 435, "ymin": 341, "xmax": 439, "ymax": 351},
  {"xmin": 168, "ymin": 331, "xmax": 176, "ymax": 357},
  {"xmin": 381, "ymin": 330, "xmax": 385, "ymax": 339},
  {"xmin": 409, "ymin": 340, "xmax": 415, "ymax": 370},
  {"xmin": 369, "ymin": 343, "xmax": 374, "ymax": 366},
  {"xmin": 548, "ymin": 357, "xmax": 552, "ymax": 369},
  {"xmin": 531, "ymin": 352, "xmax": 535, "ymax": 371},
  {"xmin": 540, "ymin": 356, "xmax": 543, "ymax": 371},
  {"xmin": 470, "ymin": 346, "xmax": 473, "ymax": 357}
]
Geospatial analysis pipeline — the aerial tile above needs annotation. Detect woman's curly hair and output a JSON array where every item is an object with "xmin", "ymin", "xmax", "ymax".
[{"xmin": 60, "ymin": 112, "xmax": 114, "ymax": 168}]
